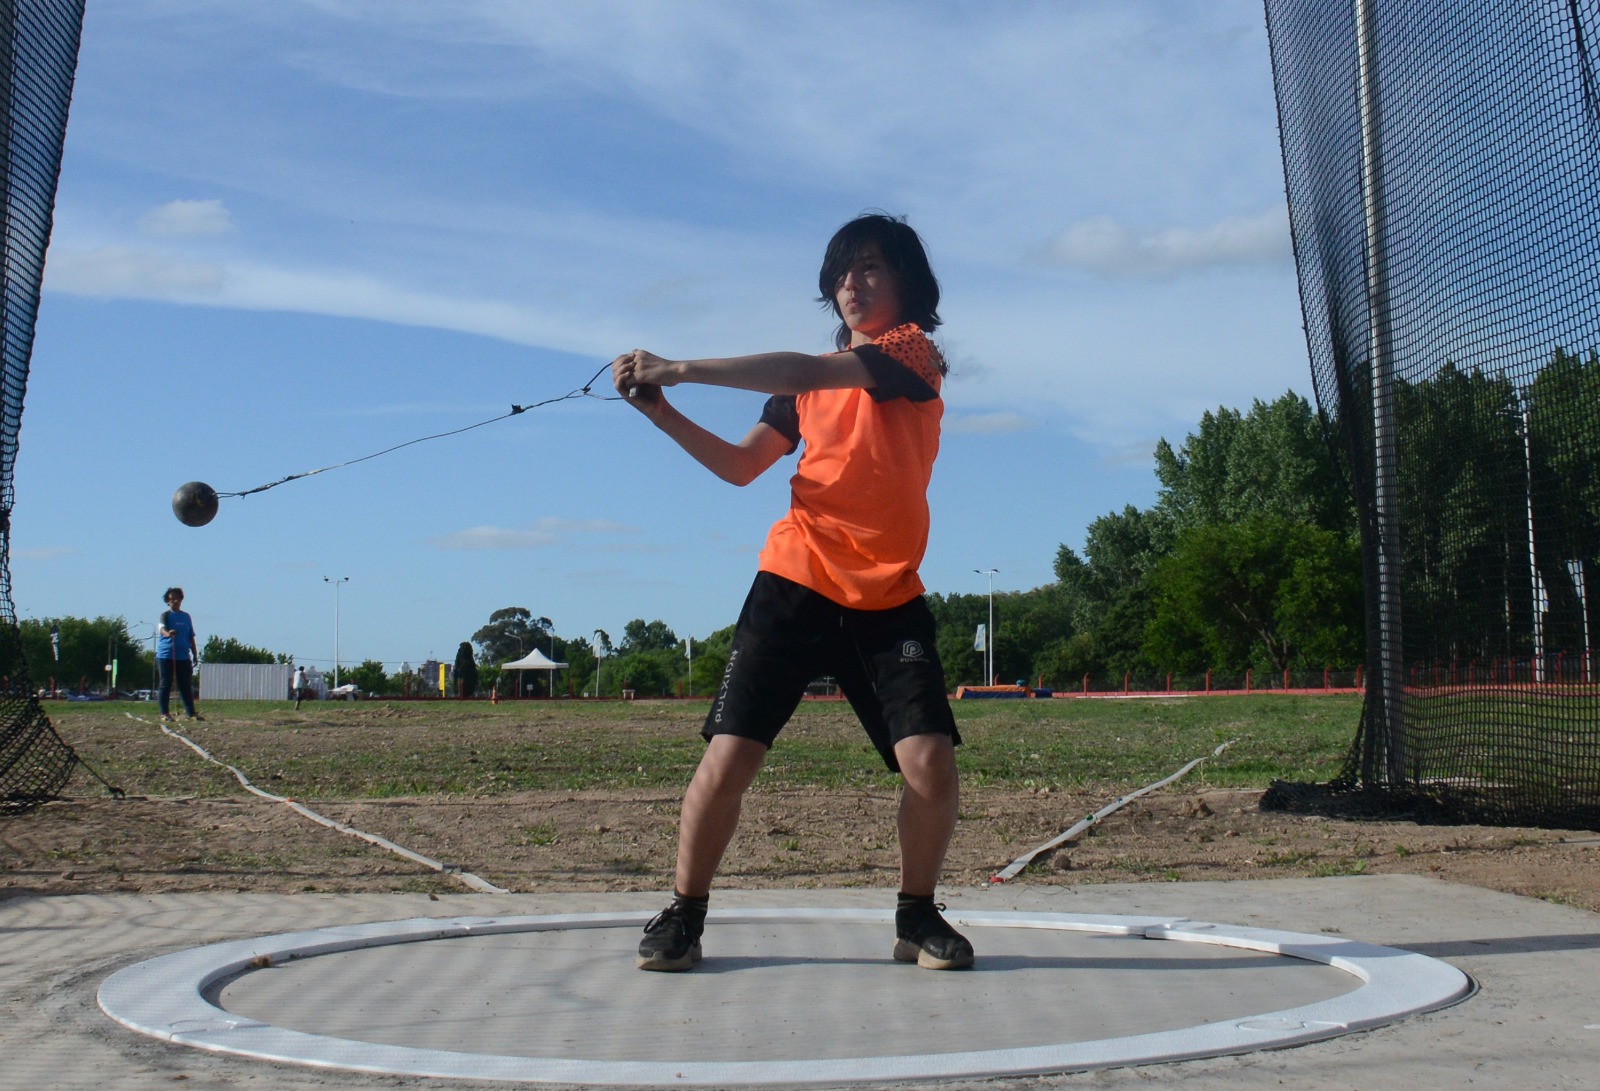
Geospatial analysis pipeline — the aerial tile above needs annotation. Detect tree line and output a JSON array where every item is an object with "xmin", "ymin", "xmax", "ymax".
[
  {"xmin": 20, "ymin": 352, "xmax": 1592, "ymax": 698},
  {"xmin": 929, "ymin": 390, "xmax": 1363, "ymax": 688},
  {"xmin": 2, "ymin": 619, "xmax": 291, "ymax": 695},
  {"xmin": 1385, "ymin": 347, "xmax": 1600, "ymax": 670},
  {"xmin": 0, "ymin": 390, "xmax": 1366, "ymax": 698}
]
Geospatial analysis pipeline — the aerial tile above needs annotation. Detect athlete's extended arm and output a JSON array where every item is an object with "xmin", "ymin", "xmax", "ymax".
[
  {"xmin": 613, "ymin": 374, "xmax": 792, "ymax": 486},
  {"xmin": 613, "ymin": 348, "xmax": 874, "ymax": 396}
]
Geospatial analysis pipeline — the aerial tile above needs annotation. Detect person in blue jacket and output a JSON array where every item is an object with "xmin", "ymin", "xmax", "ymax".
[{"xmin": 157, "ymin": 587, "xmax": 203, "ymax": 722}]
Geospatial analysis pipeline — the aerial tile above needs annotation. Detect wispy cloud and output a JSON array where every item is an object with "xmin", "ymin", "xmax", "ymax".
[
  {"xmin": 430, "ymin": 517, "xmax": 635, "ymax": 551},
  {"xmin": 11, "ymin": 545, "xmax": 76, "ymax": 561},
  {"xmin": 45, "ymin": 246, "xmax": 224, "ymax": 296},
  {"xmin": 1034, "ymin": 209, "xmax": 1290, "ymax": 278},
  {"xmin": 947, "ymin": 411, "xmax": 1035, "ymax": 435},
  {"xmin": 535, "ymin": 517, "xmax": 635, "ymax": 535},
  {"xmin": 139, "ymin": 198, "xmax": 234, "ymax": 238},
  {"xmin": 432, "ymin": 525, "xmax": 557, "ymax": 551}
]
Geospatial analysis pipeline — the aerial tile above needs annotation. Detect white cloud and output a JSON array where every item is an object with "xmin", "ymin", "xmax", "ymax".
[
  {"xmin": 44, "ymin": 246, "xmax": 224, "ymax": 296},
  {"xmin": 11, "ymin": 545, "xmax": 76, "ymax": 560},
  {"xmin": 138, "ymin": 198, "xmax": 234, "ymax": 238},
  {"xmin": 1035, "ymin": 209, "xmax": 1291, "ymax": 278},
  {"xmin": 946, "ymin": 411, "xmax": 1035, "ymax": 435},
  {"xmin": 430, "ymin": 517, "xmax": 635, "ymax": 551},
  {"xmin": 431, "ymin": 525, "xmax": 558, "ymax": 551},
  {"xmin": 533, "ymin": 517, "xmax": 635, "ymax": 535}
]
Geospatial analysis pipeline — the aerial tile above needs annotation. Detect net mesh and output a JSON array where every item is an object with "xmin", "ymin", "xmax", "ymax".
[
  {"xmin": 1263, "ymin": 0, "xmax": 1600, "ymax": 828},
  {"xmin": 0, "ymin": 0, "xmax": 86, "ymax": 815}
]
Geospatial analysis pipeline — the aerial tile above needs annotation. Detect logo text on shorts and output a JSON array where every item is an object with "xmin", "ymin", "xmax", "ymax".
[
  {"xmin": 900, "ymin": 640, "xmax": 926, "ymax": 663},
  {"xmin": 713, "ymin": 647, "xmax": 739, "ymax": 723}
]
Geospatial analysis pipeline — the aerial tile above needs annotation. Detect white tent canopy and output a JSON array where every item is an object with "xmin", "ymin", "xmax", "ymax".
[{"xmin": 500, "ymin": 649, "xmax": 568, "ymax": 670}]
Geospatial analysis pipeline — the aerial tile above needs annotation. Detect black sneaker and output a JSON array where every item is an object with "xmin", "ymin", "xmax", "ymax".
[
  {"xmin": 637, "ymin": 904, "xmax": 703, "ymax": 972},
  {"xmin": 893, "ymin": 901, "xmax": 975, "ymax": 970}
]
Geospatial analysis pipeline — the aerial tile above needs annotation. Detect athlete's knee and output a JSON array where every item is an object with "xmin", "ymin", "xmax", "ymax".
[
  {"xmin": 894, "ymin": 733, "xmax": 957, "ymax": 792},
  {"xmin": 691, "ymin": 734, "xmax": 768, "ymax": 797}
]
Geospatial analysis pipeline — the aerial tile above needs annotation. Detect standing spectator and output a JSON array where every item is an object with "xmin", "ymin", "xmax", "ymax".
[
  {"xmin": 454, "ymin": 642, "xmax": 479, "ymax": 698},
  {"xmin": 157, "ymin": 587, "xmax": 202, "ymax": 722},
  {"xmin": 292, "ymin": 664, "xmax": 308, "ymax": 709}
]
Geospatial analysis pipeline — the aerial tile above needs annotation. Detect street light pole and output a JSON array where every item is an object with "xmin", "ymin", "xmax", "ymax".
[
  {"xmin": 974, "ymin": 568, "xmax": 998, "ymax": 685},
  {"xmin": 324, "ymin": 577, "xmax": 350, "ymax": 688}
]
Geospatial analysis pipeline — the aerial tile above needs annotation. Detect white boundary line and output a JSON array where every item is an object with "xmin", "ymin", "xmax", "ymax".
[
  {"xmin": 130, "ymin": 712, "xmax": 507, "ymax": 894},
  {"xmin": 98, "ymin": 908, "xmax": 1471, "ymax": 1086}
]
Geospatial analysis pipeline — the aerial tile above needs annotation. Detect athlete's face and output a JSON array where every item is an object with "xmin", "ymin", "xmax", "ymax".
[{"xmin": 834, "ymin": 241, "xmax": 903, "ymax": 346}]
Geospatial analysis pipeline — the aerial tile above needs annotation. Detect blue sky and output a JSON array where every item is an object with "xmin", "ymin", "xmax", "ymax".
[{"xmin": 12, "ymin": 1, "xmax": 1310, "ymax": 673}]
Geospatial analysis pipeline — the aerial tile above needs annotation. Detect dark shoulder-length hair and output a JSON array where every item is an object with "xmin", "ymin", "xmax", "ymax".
[{"xmin": 817, "ymin": 212, "xmax": 942, "ymax": 354}]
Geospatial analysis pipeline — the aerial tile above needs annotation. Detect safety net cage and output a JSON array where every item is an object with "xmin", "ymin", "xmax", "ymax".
[
  {"xmin": 0, "ymin": 0, "xmax": 86, "ymax": 815},
  {"xmin": 1262, "ymin": 0, "xmax": 1600, "ymax": 828}
]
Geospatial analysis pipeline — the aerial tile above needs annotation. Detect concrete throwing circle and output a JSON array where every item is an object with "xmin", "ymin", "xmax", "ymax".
[{"xmin": 98, "ymin": 908, "xmax": 1470, "ymax": 1085}]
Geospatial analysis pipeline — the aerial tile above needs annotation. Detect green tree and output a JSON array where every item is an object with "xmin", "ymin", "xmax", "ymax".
[
  {"xmin": 687, "ymin": 625, "xmax": 735, "ymax": 696},
  {"xmin": 1142, "ymin": 517, "xmax": 1362, "ymax": 673},
  {"xmin": 596, "ymin": 621, "xmax": 692, "ymax": 697},
  {"xmin": 1528, "ymin": 348, "xmax": 1600, "ymax": 656},
  {"xmin": 542, "ymin": 632, "xmax": 594, "ymax": 698},
  {"xmin": 1153, "ymin": 391, "xmax": 1353, "ymax": 535},
  {"xmin": 608, "ymin": 648, "xmax": 680, "ymax": 696},
  {"xmin": 1047, "ymin": 391, "xmax": 1360, "ymax": 681},
  {"xmin": 926, "ymin": 592, "xmax": 988, "ymax": 687},
  {"xmin": 14, "ymin": 616, "xmax": 143, "ymax": 693},
  {"xmin": 1032, "ymin": 632, "xmax": 1099, "ymax": 689},
  {"xmin": 619, "ymin": 619, "xmax": 678, "ymax": 653},
  {"xmin": 1055, "ymin": 506, "xmax": 1164, "ymax": 675},
  {"xmin": 201, "ymin": 635, "xmax": 284, "ymax": 664},
  {"xmin": 1392, "ymin": 364, "xmax": 1527, "ymax": 663},
  {"xmin": 343, "ymin": 659, "xmax": 390, "ymax": 696},
  {"xmin": 471, "ymin": 607, "xmax": 552, "ymax": 665},
  {"xmin": 1008, "ymin": 585, "xmax": 1075, "ymax": 685},
  {"xmin": 927, "ymin": 587, "xmax": 1081, "ymax": 689}
]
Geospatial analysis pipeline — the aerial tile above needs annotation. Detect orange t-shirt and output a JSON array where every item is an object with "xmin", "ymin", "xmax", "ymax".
[{"xmin": 756, "ymin": 323, "xmax": 944, "ymax": 611}]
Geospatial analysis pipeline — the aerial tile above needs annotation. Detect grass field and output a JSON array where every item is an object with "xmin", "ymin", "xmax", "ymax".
[
  {"xmin": 50, "ymin": 694, "xmax": 1363, "ymax": 800},
  {"xmin": 20, "ymin": 692, "xmax": 1599, "ymax": 910}
]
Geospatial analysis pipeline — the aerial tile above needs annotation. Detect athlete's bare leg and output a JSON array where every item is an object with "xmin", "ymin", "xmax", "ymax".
[
  {"xmin": 673, "ymin": 734, "xmax": 768, "ymax": 897},
  {"xmin": 893, "ymin": 733, "xmax": 959, "ymax": 896}
]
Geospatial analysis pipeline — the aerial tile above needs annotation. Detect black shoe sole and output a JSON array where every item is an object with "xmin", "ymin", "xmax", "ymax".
[{"xmin": 636, "ymin": 941, "xmax": 702, "ymax": 972}]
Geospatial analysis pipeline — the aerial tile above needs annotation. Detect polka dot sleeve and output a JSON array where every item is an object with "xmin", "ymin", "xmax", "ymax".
[{"xmin": 854, "ymin": 324, "xmax": 942, "ymax": 402}]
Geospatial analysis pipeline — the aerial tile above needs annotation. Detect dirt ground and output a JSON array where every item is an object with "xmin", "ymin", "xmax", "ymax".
[{"xmin": 6, "ymin": 780, "xmax": 1598, "ymax": 911}]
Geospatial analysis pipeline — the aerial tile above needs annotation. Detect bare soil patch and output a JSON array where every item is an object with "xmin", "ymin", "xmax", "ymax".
[
  {"xmin": 6, "ymin": 782, "xmax": 1597, "ymax": 912},
  {"xmin": 5, "ymin": 702, "xmax": 1597, "ymax": 911}
]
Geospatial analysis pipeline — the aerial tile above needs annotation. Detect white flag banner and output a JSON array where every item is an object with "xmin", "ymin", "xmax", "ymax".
[{"xmin": 974, "ymin": 623, "xmax": 986, "ymax": 652}]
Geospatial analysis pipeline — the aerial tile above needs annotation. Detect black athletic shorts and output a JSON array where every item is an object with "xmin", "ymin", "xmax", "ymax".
[{"xmin": 703, "ymin": 571, "xmax": 960, "ymax": 773}]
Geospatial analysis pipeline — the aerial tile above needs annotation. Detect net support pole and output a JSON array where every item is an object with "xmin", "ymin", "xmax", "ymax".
[
  {"xmin": 1521, "ymin": 401, "xmax": 1546, "ymax": 683},
  {"xmin": 1355, "ymin": 0, "xmax": 1408, "ymax": 786}
]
